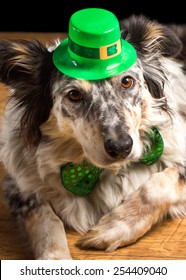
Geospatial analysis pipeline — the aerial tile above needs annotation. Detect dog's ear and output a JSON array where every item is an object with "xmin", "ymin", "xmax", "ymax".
[
  {"xmin": 169, "ymin": 24, "xmax": 186, "ymax": 70},
  {"xmin": 120, "ymin": 15, "xmax": 183, "ymax": 100},
  {"xmin": 0, "ymin": 39, "xmax": 57, "ymax": 146},
  {"xmin": 120, "ymin": 15, "xmax": 182, "ymax": 58}
]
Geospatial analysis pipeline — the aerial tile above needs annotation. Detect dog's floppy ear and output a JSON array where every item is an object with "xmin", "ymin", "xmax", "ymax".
[
  {"xmin": 120, "ymin": 15, "xmax": 183, "ymax": 100},
  {"xmin": 0, "ymin": 39, "xmax": 57, "ymax": 146},
  {"xmin": 120, "ymin": 14, "xmax": 182, "ymax": 58}
]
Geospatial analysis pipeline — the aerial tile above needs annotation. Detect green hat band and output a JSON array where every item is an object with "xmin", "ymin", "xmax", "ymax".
[{"xmin": 68, "ymin": 37, "xmax": 122, "ymax": 60}]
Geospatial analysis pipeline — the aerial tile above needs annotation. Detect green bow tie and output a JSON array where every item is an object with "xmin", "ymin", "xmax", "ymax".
[{"xmin": 60, "ymin": 161, "xmax": 102, "ymax": 196}]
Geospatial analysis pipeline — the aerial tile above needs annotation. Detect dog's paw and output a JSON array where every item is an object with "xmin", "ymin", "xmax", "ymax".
[
  {"xmin": 77, "ymin": 214, "xmax": 139, "ymax": 252},
  {"xmin": 78, "ymin": 194, "xmax": 156, "ymax": 252},
  {"xmin": 77, "ymin": 223, "xmax": 125, "ymax": 252}
]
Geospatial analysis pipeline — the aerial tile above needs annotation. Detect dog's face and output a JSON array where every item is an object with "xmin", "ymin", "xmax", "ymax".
[
  {"xmin": 51, "ymin": 64, "xmax": 150, "ymax": 169},
  {"xmin": 0, "ymin": 15, "xmax": 182, "ymax": 170}
]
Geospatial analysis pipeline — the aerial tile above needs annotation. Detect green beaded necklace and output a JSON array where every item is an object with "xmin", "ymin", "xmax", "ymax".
[{"xmin": 60, "ymin": 127, "xmax": 164, "ymax": 196}]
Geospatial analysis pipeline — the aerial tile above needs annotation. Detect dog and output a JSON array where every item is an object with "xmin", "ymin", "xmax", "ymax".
[{"xmin": 0, "ymin": 14, "xmax": 186, "ymax": 260}]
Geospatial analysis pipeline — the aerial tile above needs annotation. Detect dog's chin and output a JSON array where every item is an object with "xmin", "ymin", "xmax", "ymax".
[
  {"xmin": 83, "ymin": 142, "xmax": 143, "ymax": 171},
  {"xmin": 85, "ymin": 149, "xmax": 143, "ymax": 171},
  {"xmin": 84, "ymin": 153, "xmax": 131, "ymax": 171},
  {"xmin": 93, "ymin": 160, "xmax": 124, "ymax": 171}
]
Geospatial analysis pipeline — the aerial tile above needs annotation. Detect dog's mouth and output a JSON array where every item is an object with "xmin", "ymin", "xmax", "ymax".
[
  {"xmin": 79, "ymin": 133, "xmax": 135, "ymax": 171},
  {"xmin": 83, "ymin": 127, "xmax": 164, "ymax": 170},
  {"xmin": 83, "ymin": 145, "xmax": 133, "ymax": 171},
  {"xmin": 92, "ymin": 134, "xmax": 135, "ymax": 169},
  {"xmin": 87, "ymin": 157, "xmax": 125, "ymax": 171}
]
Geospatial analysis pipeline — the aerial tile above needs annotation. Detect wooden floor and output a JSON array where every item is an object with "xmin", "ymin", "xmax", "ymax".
[{"xmin": 0, "ymin": 32, "xmax": 186, "ymax": 260}]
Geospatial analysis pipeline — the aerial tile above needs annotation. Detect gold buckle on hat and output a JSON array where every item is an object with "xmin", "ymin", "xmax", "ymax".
[{"xmin": 99, "ymin": 39, "xmax": 122, "ymax": 60}]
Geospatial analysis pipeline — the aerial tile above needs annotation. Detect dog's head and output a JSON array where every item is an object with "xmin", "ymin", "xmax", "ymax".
[{"xmin": 0, "ymin": 15, "xmax": 183, "ymax": 170}]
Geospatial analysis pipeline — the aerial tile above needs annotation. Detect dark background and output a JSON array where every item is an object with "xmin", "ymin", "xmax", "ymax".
[{"xmin": 1, "ymin": 0, "xmax": 185, "ymax": 32}]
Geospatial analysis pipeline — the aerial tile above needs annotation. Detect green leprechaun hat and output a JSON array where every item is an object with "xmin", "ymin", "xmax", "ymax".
[{"xmin": 53, "ymin": 8, "xmax": 137, "ymax": 80}]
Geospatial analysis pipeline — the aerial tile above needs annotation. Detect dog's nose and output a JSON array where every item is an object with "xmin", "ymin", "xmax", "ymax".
[{"xmin": 104, "ymin": 135, "xmax": 133, "ymax": 159}]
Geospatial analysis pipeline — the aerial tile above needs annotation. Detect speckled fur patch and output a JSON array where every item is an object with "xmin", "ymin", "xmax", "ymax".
[{"xmin": 2, "ymin": 175, "xmax": 40, "ymax": 217}]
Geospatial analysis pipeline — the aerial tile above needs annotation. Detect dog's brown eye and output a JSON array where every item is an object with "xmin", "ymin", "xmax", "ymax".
[
  {"xmin": 121, "ymin": 76, "xmax": 134, "ymax": 89},
  {"xmin": 68, "ymin": 90, "xmax": 82, "ymax": 101}
]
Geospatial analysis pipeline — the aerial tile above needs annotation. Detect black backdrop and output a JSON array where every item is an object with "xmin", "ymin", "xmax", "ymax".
[{"xmin": 1, "ymin": 0, "xmax": 185, "ymax": 32}]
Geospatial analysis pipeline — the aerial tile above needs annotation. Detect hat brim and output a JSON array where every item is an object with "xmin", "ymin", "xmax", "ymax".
[{"xmin": 53, "ymin": 38, "xmax": 137, "ymax": 80}]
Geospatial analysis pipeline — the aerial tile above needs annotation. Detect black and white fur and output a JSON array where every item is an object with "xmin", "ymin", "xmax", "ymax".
[{"xmin": 0, "ymin": 15, "xmax": 186, "ymax": 259}]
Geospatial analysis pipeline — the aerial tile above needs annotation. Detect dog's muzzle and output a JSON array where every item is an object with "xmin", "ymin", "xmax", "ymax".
[{"xmin": 104, "ymin": 134, "xmax": 133, "ymax": 159}]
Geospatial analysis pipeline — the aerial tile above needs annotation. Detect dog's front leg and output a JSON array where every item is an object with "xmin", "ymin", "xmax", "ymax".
[
  {"xmin": 78, "ymin": 167, "xmax": 186, "ymax": 251},
  {"xmin": 24, "ymin": 202, "xmax": 72, "ymax": 260}
]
